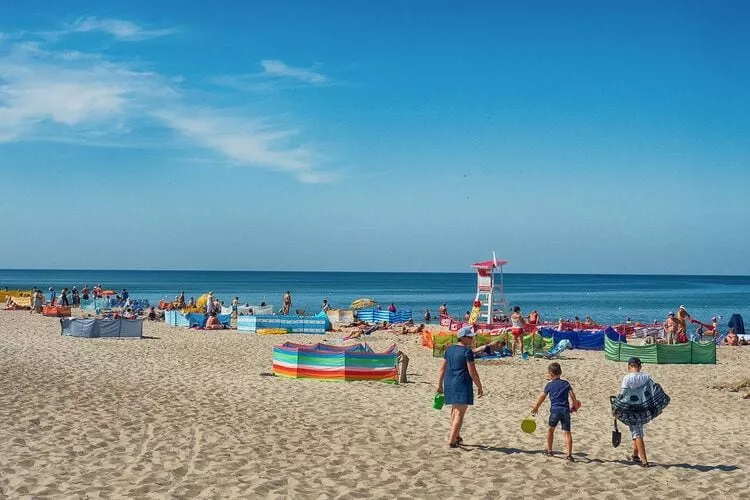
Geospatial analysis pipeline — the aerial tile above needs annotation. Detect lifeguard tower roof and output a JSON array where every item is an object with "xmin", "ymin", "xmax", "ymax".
[{"xmin": 471, "ymin": 260, "xmax": 508, "ymax": 269}]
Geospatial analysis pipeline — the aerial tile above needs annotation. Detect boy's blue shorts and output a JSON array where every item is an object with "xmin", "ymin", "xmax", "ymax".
[{"xmin": 549, "ymin": 409, "xmax": 571, "ymax": 432}]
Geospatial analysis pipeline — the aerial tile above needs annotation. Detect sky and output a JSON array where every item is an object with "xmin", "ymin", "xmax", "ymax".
[{"xmin": 0, "ymin": 1, "xmax": 748, "ymax": 274}]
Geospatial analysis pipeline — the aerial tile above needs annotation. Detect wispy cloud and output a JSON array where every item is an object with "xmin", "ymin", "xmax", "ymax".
[
  {"xmin": 260, "ymin": 60, "xmax": 328, "ymax": 85},
  {"xmin": 212, "ymin": 60, "xmax": 334, "ymax": 92},
  {"xmin": 0, "ymin": 32, "xmax": 334, "ymax": 182},
  {"xmin": 153, "ymin": 109, "xmax": 333, "ymax": 183},
  {"xmin": 50, "ymin": 16, "xmax": 178, "ymax": 42}
]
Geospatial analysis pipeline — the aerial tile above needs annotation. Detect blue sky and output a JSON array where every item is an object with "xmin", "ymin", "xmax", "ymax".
[{"xmin": 1, "ymin": 1, "xmax": 748, "ymax": 274}]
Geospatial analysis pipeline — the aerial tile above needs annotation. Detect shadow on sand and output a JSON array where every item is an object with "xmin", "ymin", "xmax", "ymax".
[{"xmin": 464, "ymin": 446, "xmax": 738, "ymax": 472}]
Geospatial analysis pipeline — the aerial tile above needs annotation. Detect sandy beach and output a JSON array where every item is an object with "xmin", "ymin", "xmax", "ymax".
[{"xmin": 1, "ymin": 310, "xmax": 749, "ymax": 499}]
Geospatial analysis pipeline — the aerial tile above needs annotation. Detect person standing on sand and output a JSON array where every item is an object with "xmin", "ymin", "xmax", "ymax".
[
  {"xmin": 81, "ymin": 285, "xmax": 89, "ymax": 300},
  {"xmin": 676, "ymin": 305, "xmax": 691, "ymax": 338},
  {"xmin": 282, "ymin": 291, "xmax": 292, "ymax": 315},
  {"xmin": 663, "ymin": 312, "xmax": 677, "ymax": 344},
  {"xmin": 439, "ymin": 303, "xmax": 448, "ymax": 316},
  {"xmin": 424, "ymin": 309, "xmax": 431, "ymax": 323},
  {"xmin": 511, "ymin": 305, "xmax": 526, "ymax": 356},
  {"xmin": 436, "ymin": 326, "xmax": 483, "ymax": 448}
]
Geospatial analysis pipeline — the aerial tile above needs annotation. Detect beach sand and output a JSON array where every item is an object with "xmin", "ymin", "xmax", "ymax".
[{"xmin": 1, "ymin": 310, "xmax": 749, "ymax": 499}]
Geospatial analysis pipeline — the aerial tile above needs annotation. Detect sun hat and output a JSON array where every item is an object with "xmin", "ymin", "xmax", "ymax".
[
  {"xmin": 679, "ymin": 305, "xmax": 686, "ymax": 310},
  {"xmin": 668, "ymin": 311, "xmax": 675, "ymax": 316},
  {"xmin": 457, "ymin": 326, "xmax": 475, "ymax": 338}
]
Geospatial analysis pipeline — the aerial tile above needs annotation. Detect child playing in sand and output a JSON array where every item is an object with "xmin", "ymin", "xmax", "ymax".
[
  {"xmin": 620, "ymin": 357, "xmax": 652, "ymax": 467},
  {"xmin": 531, "ymin": 362, "xmax": 579, "ymax": 461}
]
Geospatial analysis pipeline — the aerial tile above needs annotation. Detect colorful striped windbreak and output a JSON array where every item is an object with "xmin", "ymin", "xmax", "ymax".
[{"xmin": 272, "ymin": 342, "xmax": 399, "ymax": 382}]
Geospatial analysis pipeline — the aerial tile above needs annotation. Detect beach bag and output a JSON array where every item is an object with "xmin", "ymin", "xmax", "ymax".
[{"xmin": 611, "ymin": 381, "xmax": 670, "ymax": 427}]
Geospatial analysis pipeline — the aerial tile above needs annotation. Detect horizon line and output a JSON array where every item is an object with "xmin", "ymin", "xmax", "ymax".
[{"xmin": 1, "ymin": 268, "xmax": 749, "ymax": 278}]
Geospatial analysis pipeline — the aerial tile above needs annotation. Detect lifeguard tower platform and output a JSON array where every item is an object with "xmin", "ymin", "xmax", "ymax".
[{"xmin": 471, "ymin": 256, "xmax": 509, "ymax": 325}]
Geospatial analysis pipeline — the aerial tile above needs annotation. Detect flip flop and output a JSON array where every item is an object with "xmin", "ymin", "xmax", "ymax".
[{"xmin": 566, "ymin": 455, "xmax": 575, "ymax": 462}]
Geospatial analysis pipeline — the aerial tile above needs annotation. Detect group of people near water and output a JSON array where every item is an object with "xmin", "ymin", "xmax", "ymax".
[{"xmin": 436, "ymin": 326, "xmax": 658, "ymax": 466}]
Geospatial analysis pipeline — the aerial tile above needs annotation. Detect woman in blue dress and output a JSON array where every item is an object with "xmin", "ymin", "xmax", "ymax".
[{"xmin": 437, "ymin": 326, "xmax": 484, "ymax": 447}]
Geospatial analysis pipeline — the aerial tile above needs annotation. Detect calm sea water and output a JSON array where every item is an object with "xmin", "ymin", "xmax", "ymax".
[{"xmin": 1, "ymin": 270, "xmax": 748, "ymax": 326}]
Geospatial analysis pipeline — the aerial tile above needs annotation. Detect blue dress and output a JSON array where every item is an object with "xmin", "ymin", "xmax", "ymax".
[{"xmin": 443, "ymin": 344, "xmax": 475, "ymax": 405}]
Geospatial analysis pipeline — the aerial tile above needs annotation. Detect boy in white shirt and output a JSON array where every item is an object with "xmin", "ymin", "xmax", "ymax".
[{"xmin": 620, "ymin": 357, "xmax": 652, "ymax": 467}]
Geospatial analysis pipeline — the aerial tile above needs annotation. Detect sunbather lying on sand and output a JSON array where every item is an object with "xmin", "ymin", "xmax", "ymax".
[{"xmin": 473, "ymin": 340, "xmax": 506, "ymax": 357}]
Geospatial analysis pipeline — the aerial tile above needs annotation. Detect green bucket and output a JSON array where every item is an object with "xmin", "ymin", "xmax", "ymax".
[{"xmin": 433, "ymin": 393, "xmax": 445, "ymax": 410}]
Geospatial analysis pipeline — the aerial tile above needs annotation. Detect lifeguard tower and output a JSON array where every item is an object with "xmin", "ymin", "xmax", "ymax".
[{"xmin": 471, "ymin": 255, "xmax": 509, "ymax": 325}]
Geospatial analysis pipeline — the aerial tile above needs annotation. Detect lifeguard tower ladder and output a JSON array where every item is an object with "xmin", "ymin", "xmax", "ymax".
[{"xmin": 472, "ymin": 255, "xmax": 509, "ymax": 324}]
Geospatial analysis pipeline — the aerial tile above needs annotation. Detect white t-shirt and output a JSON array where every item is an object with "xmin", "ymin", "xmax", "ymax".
[{"xmin": 621, "ymin": 372, "xmax": 652, "ymax": 390}]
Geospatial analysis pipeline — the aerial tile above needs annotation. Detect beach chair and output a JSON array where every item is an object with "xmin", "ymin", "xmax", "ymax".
[{"xmin": 534, "ymin": 339, "xmax": 572, "ymax": 359}]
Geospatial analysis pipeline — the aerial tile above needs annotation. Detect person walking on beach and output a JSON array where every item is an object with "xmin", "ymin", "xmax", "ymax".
[
  {"xmin": 511, "ymin": 305, "xmax": 526, "ymax": 356},
  {"xmin": 282, "ymin": 291, "xmax": 292, "ymax": 315},
  {"xmin": 531, "ymin": 362, "xmax": 579, "ymax": 462},
  {"xmin": 436, "ymin": 326, "xmax": 483, "ymax": 448},
  {"xmin": 81, "ymin": 285, "xmax": 89, "ymax": 300},
  {"xmin": 60, "ymin": 288, "xmax": 69, "ymax": 307},
  {"xmin": 618, "ymin": 357, "xmax": 652, "ymax": 467}
]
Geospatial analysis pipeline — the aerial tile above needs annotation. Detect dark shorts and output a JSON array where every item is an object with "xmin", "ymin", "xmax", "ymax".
[{"xmin": 549, "ymin": 409, "xmax": 571, "ymax": 432}]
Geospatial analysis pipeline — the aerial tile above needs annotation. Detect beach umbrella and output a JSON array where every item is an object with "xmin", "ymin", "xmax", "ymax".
[{"xmin": 351, "ymin": 298, "xmax": 377, "ymax": 310}]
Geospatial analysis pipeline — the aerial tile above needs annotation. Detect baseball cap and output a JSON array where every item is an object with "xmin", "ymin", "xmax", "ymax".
[{"xmin": 457, "ymin": 326, "xmax": 476, "ymax": 338}]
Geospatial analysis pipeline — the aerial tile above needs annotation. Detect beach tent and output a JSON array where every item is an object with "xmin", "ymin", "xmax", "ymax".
[
  {"xmin": 237, "ymin": 315, "xmax": 327, "ymax": 334},
  {"xmin": 539, "ymin": 327, "xmax": 624, "ymax": 351},
  {"xmin": 356, "ymin": 308, "xmax": 413, "ymax": 324},
  {"xmin": 272, "ymin": 342, "xmax": 399, "ymax": 382},
  {"xmin": 61, "ymin": 318, "xmax": 143, "ymax": 338},
  {"xmin": 605, "ymin": 336, "xmax": 716, "ymax": 364}
]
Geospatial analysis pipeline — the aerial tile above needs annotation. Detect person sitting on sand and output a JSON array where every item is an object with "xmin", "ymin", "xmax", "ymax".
[
  {"xmin": 584, "ymin": 316, "xmax": 594, "ymax": 325},
  {"xmin": 388, "ymin": 303, "xmax": 397, "ymax": 313},
  {"xmin": 147, "ymin": 307, "xmax": 157, "ymax": 321},
  {"xmin": 177, "ymin": 292, "xmax": 186, "ymax": 309},
  {"xmin": 398, "ymin": 323, "xmax": 425, "ymax": 335},
  {"xmin": 206, "ymin": 312, "xmax": 223, "ymax": 330},
  {"xmin": 473, "ymin": 339, "xmax": 506, "ymax": 357},
  {"xmin": 726, "ymin": 329, "xmax": 739, "ymax": 346}
]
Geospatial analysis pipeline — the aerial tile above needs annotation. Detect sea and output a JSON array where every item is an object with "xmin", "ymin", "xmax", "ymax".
[{"xmin": 1, "ymin": 270, "xmax": 748, "ymax": 326}]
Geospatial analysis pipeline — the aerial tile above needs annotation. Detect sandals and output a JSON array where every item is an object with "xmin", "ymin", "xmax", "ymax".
[
  {"xmin": 566, "ymin": 455, "xmax": 575, "ymax": 462},
  {"xmin": 544, "ymin": 450, "xmax": 554, "ymax": 457},
  {"xmin": 449, "ymin": 442, "xmax": 460, "ymax": 448},
  {"xmin": 640, "ymin": 462, "xmax": 651, "ymax": 468},
  {"xmin": 631, "ymin": 454, "xmax": 642, "ymax": 463}
]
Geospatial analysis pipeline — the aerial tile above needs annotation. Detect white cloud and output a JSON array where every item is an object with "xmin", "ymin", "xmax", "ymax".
[
  {"xmin": 0, "ymin": 36, "xmax": 333, "ymax": 182},
  {"xmin": 57, "ymin": 16, "xmax": 178, "ymax": 41},
  {"xmin": 153, "ymin": 109, "xmax": 332, "ymax": 183},
  {"xmin": 260, "ymin": 60, "xmax": 328, "ymax": 85}
]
